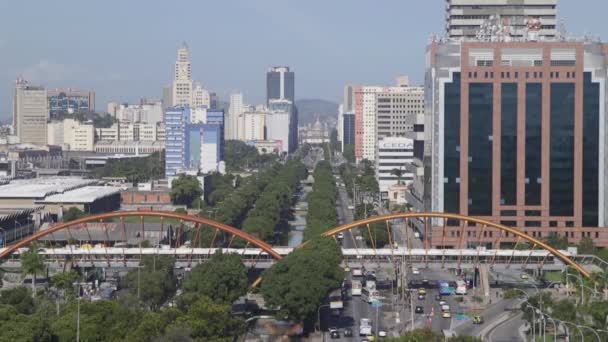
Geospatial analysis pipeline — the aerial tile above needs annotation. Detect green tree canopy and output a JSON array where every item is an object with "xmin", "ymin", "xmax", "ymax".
[
  {"xmin": 170, "ymin": 175, "xmax": 203, "ymax": 208},
  {"xmin": 261, "ymin": 237, "xmax": 343, "ymax": 322},
  {"xmin": 63, "ymin": 207, "xmax": 86, "ymax": 222},
  {"xmin": 20, "ymin": 245, "xmax": 45, "ymax": 298},
  {"xmin": 182, "ymin": 251, "xmax": 248, "ymax": 305}
]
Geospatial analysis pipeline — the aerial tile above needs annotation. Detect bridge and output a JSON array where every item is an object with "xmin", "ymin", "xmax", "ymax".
[{"xmin": 0, "ymin": 210, "xmax": 594, "ymax": 279}]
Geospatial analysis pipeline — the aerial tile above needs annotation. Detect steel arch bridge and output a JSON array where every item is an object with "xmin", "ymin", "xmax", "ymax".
[
  {"xmin": 321, "ymin": 212, "xmax": 591, "ymax": 278},
  {"xmin": 0, "ymin": 210, "xmax": 282, "ymax": 267}
]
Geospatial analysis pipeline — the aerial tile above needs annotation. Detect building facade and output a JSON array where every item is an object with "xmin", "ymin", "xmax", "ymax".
[
  {"xmin": 228, "ymin": 93, "xmax": 244, "ymax": 140},
  {"xmin": 192, "ymin": 83, "xmax": 211, "ymax": 108},
  {"xmin": 446, "ymin": 0, "xmax": 557, "ymax": 39},
  {"xmin": 47, "ymin": 88, "xmax": 95, "ymax": 119},
  {"xmin": 376, "ymin": 84, "xmax": 425, "ymax": 140},
  {"xmin": 354, "ymin": 86, "xmax": 383, "ymax": 162},
  {"xmin": 375, "ymin": 137, "xmax": 414, "ymax": 196},
  {"xmin": 13, "ymin": 79, "xmax": 48, "ymax": 146},
  {"xmin": 420, "ymin": 39, "xmax": 608, "ymax": 247},
  {"xmin": 341, "ymin": 112, "xmax": 355, "ymax": 151}
]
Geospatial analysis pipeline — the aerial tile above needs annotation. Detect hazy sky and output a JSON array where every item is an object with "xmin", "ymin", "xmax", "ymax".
[{"xmin": 0, "ymin": 0, "xmax": 606, "ymax": 117}]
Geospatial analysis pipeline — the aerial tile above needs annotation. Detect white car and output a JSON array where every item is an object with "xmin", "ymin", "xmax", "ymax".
[
  {"xmin": 439, "ymin": 300, "xmax": 447, "ymax": 306},
  {"xmin": 337, "ymin": 232, "xmax": 344, "ymax": 240},
  {"xmin": 412, "ymin": 267, "xmax": 420, "ymax": 275},
  {"xmin": 378, "ymin": 329, "xmax": 388, "ymax": 337}
]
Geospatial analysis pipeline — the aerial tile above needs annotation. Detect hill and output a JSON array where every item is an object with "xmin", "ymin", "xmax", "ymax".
[{"xmin": 295, "ymin": 99, "xmax": 338, "ymax": 125}]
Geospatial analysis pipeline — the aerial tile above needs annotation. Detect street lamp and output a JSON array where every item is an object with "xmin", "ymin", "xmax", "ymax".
[
  {"xmin": 577, "ymin": 324, "xmax": 601, "ymax": 342},
  {"xmin": 560, "ymin": 320, "xmax": 584, "ymax": 342},
  {"xmin": 566, "ymin": 273, "xmax": 584, "ymax": 304},
  {"xmin": 14, "ymin": 220, "xmax": 21, "ymax": 240},
  {"xmin": 0, "ymin": 227, "xmax": 6, "ymax": 248},
  {"xmin": 316, "ymin": 304, "xmax": 330, "ymax": 334}
]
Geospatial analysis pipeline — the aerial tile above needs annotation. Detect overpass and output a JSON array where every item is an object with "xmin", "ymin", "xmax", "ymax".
[
  {"xmin": 0, "ymin": 210, "xmax": 595, "ymax": 279},
  {"xmin": 0, "ymin": 246, "xmax": 575, "ymax": 272}
]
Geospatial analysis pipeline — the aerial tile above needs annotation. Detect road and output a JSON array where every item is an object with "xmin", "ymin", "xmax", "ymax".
[{"xmin": 487, "ymin": 313, "xmax": 526, "ymax": 342}]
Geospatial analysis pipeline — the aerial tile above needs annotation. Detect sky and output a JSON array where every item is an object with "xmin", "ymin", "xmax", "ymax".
[{"xmin": 0, "ymin": 0, "xmax": 606, "ymax": 118}]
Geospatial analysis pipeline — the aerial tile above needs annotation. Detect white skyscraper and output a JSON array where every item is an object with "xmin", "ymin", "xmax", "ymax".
[
  {"xmin": 171, "ymin": 43, "xmax": 193, "ymax": 107},
  {"xmin": 13, "ymin": 78, "xmax": 48, "ymax": 146},
  {"xmin": 228, "ymin": 93, "xmax": 244, "ymax": 140}
]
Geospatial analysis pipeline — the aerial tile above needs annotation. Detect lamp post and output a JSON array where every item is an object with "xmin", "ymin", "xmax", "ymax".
[
  {"xmin": 577, "ymin": 325, "xmax": 601, "ymax": 342},
  {"xmin": 524, "ymin": 303, "xmax": 536, "ymax": 341},
  {"xmin": 0, "ymin": 227, "xmax": 6, "ymax": 248},
  {"xmin": 561, "ymin": 320, "xmax": 584, "ymax": 342},
  {"xmin": 316, "ymin": 304, "xmax": 329, "ymax": 335},
  {"xmin": 566, "ymin": 273, "xmax": 584, "ymax": 304},
  {"xmin": 14, "ymin": 220, "xmax": 21, "ymax": 240}
]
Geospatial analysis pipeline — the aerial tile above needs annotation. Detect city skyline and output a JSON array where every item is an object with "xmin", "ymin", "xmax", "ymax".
[{"xmin": 1, "ymin": 1, "xmax": 607, "ymax": 118}]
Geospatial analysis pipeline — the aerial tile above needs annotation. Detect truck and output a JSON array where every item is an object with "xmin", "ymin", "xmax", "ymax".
[
  {"xmin": 359, "ymin": 318, "xmax": 372, "ymax": 336},
  {"xmin": 351, "ymin": 280, "xmax": 362, "ymax": 296}
]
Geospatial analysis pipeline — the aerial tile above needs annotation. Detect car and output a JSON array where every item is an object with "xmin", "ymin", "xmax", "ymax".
[
  {"xmin": 344, "ymin": 328, "xmax": 353, "ymax": 337},
  {"xmin": 439, "ymin": 300, "xmax": 447, "ymax": 306},
  {"xmin": 352, "ymin": 268, "xmax": 363, "ymax": 277},
  {"xmin": 330, "ymin": 330, "xmax": 340, "ymax": 339},
  {"xmin": 415, "ymin": 306, "xmax": 424, "ymax": 314},
  {"xmin": 422, "ymin": 279, "xmax": 429, "ymax": 286},
  {"xmin": 418, "ymin": 288, "xmax": 426, "ymax": 295},
  {"xmin": 435, "ymin": 295, "xmax": 443, "ymax": 301},
  {"xmin": 441, "ymin": 304, "xmax": 450, "ymax": 312},
  {"xmin": 418, "ymin": 294, "xmax": 425, "ymax": 300},
  {"xmin": 337, "ymin": 232, "xmax": 344, "ymax": 240},
  {"xmin": 412, "ymin": 267, "xmax": 420, "ymax": 275},
  {"xmin": 378, "ymin": 329, "xmax": 388, "ymax": 337},
  {"xmin": 442, "ymin": 311, "xmax": 452, "ymax": 318},
  {"xmin": 520, "ymin": 273, "xmax": 529, "ymax": 279},
  {"xmin": 473, "ymin": 316, "xmax": 484, "ymax": 324}
]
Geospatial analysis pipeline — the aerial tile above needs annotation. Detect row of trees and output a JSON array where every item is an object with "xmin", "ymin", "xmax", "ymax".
[
  {"xmin": 304, "ymin": 160, "xmax": 338, "ymax": 240},
  {"xmin": 242, "ymin": 159, "xmax": 307, "ymax": 243},
  {"xmin": 90, "ymin": 151, "xmax": 165, "ymax": 183}
]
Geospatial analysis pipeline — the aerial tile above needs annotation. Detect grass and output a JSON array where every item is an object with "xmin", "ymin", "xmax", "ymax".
[{"xmin": 544, "ymin": 271, "xmax": 563, "ymax": 283}]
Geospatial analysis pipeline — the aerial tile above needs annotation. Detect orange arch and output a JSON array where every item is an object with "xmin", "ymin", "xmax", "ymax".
[
  {"xmin": 0, "ymin": 210, "xmax": 282, "ymax": 260},
  {"xmin": 322, "ymin": 212, "xmax": 591, "ymax": 279}
]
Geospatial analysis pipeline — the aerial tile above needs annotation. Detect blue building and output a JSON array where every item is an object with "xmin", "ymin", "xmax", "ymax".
[
  {"xmin": 342, "ymin": 112, "xmax": 355, "ymax": 151},
  {"xmin": 164, "ymin": 106, "xmax": 190, "ymax": 177},
  {"xmin": 164, "ymin": 106, "xmax": 225, "ymax": 178}
]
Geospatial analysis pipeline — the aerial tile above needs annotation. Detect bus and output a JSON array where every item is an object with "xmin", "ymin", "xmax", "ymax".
[
  {"xmin": 362, "ymin": 287, "xmax": 381, "ymax": 304},
  {"xmin": 351, "ymin": 280, "xmax": 362, "ymax": 296},
  {"xmin": 329, "ymin": 289, "xmax": 344, "ymax": 311},
  {"xmin": 455, "ymin": 280, "xmax": 467, "ymax": 295},
  {"xmin": 438, "ymin": 281, "xmax": 451, "ymax": 296}
]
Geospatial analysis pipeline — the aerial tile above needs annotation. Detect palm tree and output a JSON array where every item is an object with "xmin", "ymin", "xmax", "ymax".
[
  {"xmin": 391, "ymin": 168, "xmax": 403, "ymax": 185},
  {"xmin": 21, "ymin": 243, "xmax": 45, "ymax": 298}
]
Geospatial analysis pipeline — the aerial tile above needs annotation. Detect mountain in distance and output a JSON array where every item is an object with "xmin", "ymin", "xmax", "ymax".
[{"xmin": 295, "ymin": 99, "xmax": 338, "ymax": 125}]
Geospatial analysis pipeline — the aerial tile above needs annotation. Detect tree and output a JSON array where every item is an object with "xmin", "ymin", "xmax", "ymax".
[
  {"xmin": 578, "ymin": 236, "xmax": 595, "ymax": 254},
  {"xmin": 50, "ymin": 271, "xmax": 79, "ymax": 292},
  {"xmin": 343, "ymin": 144, "xmax": 355, "ymax": 163},
  {"xmin": 170, "ymin": 175, "xmax": 203, "ymax": 208},
  {"xmin": 0, "ymin": 287, "xmax": 35, "ymax": 314},
  {"xmin": 543, "ymin": 234, "xmax": 569, "ymax": 250},
  {"xmin": 90, "ymin": 151, "xmax": 165, "ymax": 183},
  {"xmin": 21, "ymin": 244, "xmax": 45, "ymax": 298},
  {"xmin": 62, "ymin": 207, "xmax": 86, "ymax": 222},
  {"xmin": 182, "ymin": 251, "xmax": 248, "ymax": 305},
  {"xmin": 124, "ymin": 256, "xmax": 176, "ymax": 310},
  {"xmin": 329, "ymin": 128, "xmax": 339, "ymax": 153},
  {"xmin": 170, "ymin": 296, "xmax": 244, "ymax": 341},
  {"xmin": 261, "ymin": 237, "xmax": 343, "ymax": 321},
  {"xmin": 391, "ymin": 168, "xmax": 403, "ymax": 185}
]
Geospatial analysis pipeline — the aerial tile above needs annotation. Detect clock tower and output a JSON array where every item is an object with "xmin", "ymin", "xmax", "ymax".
[{"xmin": 171, "ymin": 42, "xmax": 193, "ymax": 107}]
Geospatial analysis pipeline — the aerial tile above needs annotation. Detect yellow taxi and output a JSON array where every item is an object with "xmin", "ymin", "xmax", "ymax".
[{"xmin": 418, "ymin": 288, "xmax": 427, "ymax": 295}]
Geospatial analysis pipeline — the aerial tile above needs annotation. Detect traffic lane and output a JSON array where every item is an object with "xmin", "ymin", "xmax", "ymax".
[
  {"xmin": 453, "ymin": 297, "xmax": 522, "ymax": 336},
  {"xmin": 489, "ymin": 313, "xmax": 525, "ymax": 342}
]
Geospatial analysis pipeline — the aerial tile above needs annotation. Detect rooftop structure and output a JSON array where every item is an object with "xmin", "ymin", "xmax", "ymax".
[
  {"xmin": 39, "ymin": 186, "xmax": 121, "ymax": 204},
  {"xmin": 0, "ymin": 177, "xmax": 96, "ymax": 199}
]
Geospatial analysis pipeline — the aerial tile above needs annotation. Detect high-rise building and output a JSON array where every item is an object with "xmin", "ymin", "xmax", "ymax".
[
  {"xmin": 47, "ymin": 118, "xmax": 95, "ymax": 151},
  {"xmin": 47, "ymin": 88, "xmax": 95, "ymax": 119},
  {"xmin": 419, "ymin": 38, "xmax": 608, "ymax": 248},
  {"xmin": 112, "ymin": 102, "xmax": 163, "ymax": 123},
  {"xmin": 164, "ymin": 106, "xmax": 190, "ymax": 177},
  {"xmin": 341, "ymin": 112, "xmax": 355, "ymax": 152},
  {"xmin": 13, "ymin": 78, "xmax": 48, "ymax": 146},
  {"xmin": 228, "ymin": 93, "xmax": 244, "ymax": 140},
  {"xmin": 354, "ymin": 86, "xmax": 383, "ymax": 162},
  {"xmin": 171, "ymin": 43, "xmax": 193, "ymax": 107},
  {"xmin": 445, "ymin": 0, "xmax": 557, "ymax": 40},
  {"xmin": 192, "ymin": 83, "xmax": 211, "ymax": 108},
  {"xmin": 267, "ymin": 66, "xmax": 294, "ymax": 103},
  {"xmin": 242, "ymin": 106, "xmax": 267, "ymax": 141}
]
